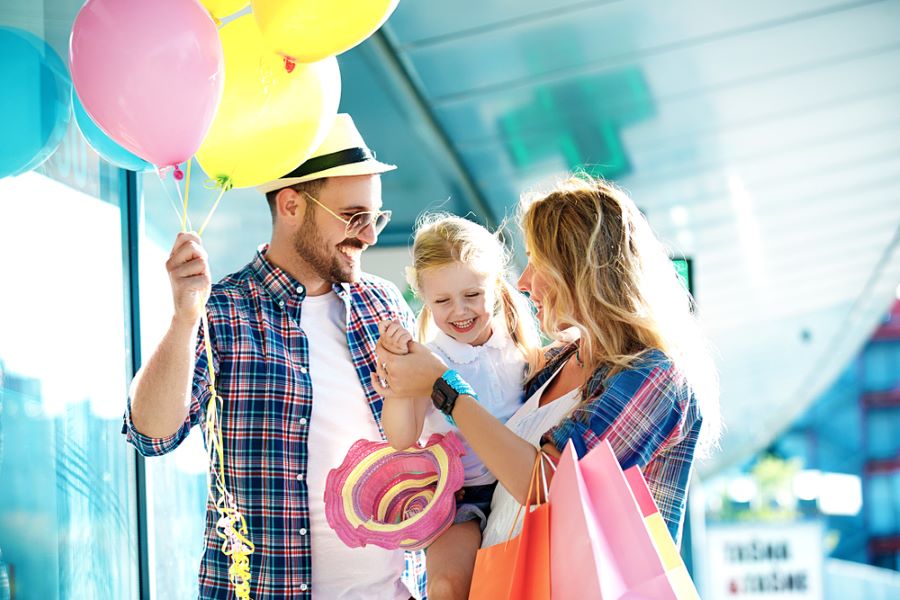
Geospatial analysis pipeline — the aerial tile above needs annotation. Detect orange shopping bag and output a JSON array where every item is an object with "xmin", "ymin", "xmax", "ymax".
[{"xmin": 469, "ymin": 454, "xmax": 551, "ymax": 600}]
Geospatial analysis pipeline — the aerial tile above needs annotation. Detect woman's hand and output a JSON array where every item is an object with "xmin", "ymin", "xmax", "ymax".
[{"xmin": 372, "ymin": 339, "xmax": 447, "ymax": 400}]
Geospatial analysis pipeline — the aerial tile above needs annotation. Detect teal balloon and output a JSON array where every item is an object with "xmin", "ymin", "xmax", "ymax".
[
  {"xmin": 0, "ymin": 27, "xmax": 71, "ymax": 178},
  {"xmin": 73, "ymin": 94, "xmax": 153, "ymax": 172}
]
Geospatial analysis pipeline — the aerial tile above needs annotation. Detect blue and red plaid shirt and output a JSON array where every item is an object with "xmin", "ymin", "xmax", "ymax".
[
  {"xmin": 123, "ymin": 246, "xmax": 425, "ymax": 599},
  {"xmin": 534, "ymin": 344, "xmax": 702, "ymax": 543}
]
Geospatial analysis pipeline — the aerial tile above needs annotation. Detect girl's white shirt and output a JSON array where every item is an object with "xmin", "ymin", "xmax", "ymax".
[
  {"xmin": 481, "ymin": 364, "xmax": 580, "ymax": 548},
  {"xmin": 421, "ymin": 322, "xmax": 527, "ymax": 486}
]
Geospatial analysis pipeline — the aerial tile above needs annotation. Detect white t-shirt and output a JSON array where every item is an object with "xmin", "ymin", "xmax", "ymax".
[
  {"xmin": 302, "ymin": 291, "xmax": 409, "ymax": 600},
  {"xmin": 481, "ymin": 364, "xmax": 580, "ymax": 548},
  {"xmin": 422, "ymin": 325, "xmax": 527, "ymax": 486}
]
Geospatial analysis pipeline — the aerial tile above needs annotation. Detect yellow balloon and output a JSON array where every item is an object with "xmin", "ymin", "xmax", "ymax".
[
  {"xmin": 200, "ymin": 0, "xmax": 249, "ymax": 22},
  {"xmin": 251, "ymin": 0, "xmax": 399, "ymax": 64},
  {"xmin": 195, "ymin": 15, "xmax": 341, "ymax": 189}
]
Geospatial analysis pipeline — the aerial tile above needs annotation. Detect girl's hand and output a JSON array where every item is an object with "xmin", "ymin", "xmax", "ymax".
[
  {"xmin": 372, "ymin": 340, "xmax": 448, "ymax": 399},
  {"xmin": 377, "ymin": 320, "xmax": 413, "ymax": 356}
]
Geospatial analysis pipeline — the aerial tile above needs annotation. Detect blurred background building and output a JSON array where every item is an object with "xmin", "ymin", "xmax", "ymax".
[{"xmin": 1, "ymin": 0, "xmax": 899, "ymax": 598}]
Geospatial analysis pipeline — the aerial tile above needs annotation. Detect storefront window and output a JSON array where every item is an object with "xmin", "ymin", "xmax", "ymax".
[{"xmin": 0, "ymin": 122, "xmax": 139, "ymax": 599}]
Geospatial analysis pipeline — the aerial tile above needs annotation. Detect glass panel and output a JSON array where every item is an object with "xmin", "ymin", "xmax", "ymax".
[{"xmin": 0, "ymin": 123, "xmax": 139, "ymax": 596}]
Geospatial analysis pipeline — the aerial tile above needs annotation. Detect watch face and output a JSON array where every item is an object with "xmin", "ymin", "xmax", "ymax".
[
  {"xmin": 432, "ymin": 378, "xmax": 454, "ymax": 413},
  {"xmin": 431, "ymin": 388, "xmax": 447, "ymax": 404}
]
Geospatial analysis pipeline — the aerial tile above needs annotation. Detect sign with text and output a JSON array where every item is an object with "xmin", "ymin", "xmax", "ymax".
[{"xmin": 705, "ymin": 522, "xmax": 823, "ymax": 600}]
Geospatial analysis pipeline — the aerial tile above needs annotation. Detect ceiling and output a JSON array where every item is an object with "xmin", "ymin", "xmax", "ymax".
[
  {"xmin": 370, "ymin": 0, "xmax": 900, "ymax": 474},
  {"xmin": 5, "ymin": 0, "xmax": 899, "ymax": 475}
]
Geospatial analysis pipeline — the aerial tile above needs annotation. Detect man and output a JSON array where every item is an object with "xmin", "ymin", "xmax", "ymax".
[{"xmin": 124, "ymin": 114, "xmax": 424, "ymax": 599}]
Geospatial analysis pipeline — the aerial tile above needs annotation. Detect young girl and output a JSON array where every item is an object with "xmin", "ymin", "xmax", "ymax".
[{"xmin": 378, "ymin": 214, "xmax": 541, "ymax": 600}]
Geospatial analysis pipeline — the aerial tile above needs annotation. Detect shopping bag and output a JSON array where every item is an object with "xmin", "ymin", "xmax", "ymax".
[
  {"xmin": 549, "ymin": 439, "xmax": 699, "ymax": 599},
  {"xmin": 623, "ymin": 465, "xmax": 699, "ymax": 598},
  {"xmin": 469, "ymin": 454, "xmax": 552, "ymax": 600}
]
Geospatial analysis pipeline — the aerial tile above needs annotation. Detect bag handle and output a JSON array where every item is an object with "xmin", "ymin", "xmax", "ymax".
[{"xmin": 504, "ymin": 450, "xmax": 551, "ymax": 546}]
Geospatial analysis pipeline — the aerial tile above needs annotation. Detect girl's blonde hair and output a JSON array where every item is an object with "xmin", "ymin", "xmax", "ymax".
[
  {"xmin": 521, "ymin": 174, "xmax": 721, "ymax": 453},
  {"xmin": 407, "ymin": 214, "xmax": 541, "ymax": 367}
]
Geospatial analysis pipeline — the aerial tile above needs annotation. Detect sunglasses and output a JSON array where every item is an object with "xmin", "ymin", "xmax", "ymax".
[{"xmin": 304, "ymin": 193, "xmax": 392, "ymax": 238}]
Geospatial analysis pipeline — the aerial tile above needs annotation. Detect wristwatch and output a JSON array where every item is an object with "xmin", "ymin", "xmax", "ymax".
[{"xmin": 431, "ymin": 370, "xmax": 477, "ymax": 425}]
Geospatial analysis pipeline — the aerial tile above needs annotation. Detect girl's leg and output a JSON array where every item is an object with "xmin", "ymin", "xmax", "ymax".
[{"xmin": 426, "ymin": 520, "xmax": 482, "ymax": 600}]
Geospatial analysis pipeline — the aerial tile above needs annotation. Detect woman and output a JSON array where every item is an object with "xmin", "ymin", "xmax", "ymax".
[{"xmin": 372, "ymin": 174, "xmax": 720, "ymax": 593}]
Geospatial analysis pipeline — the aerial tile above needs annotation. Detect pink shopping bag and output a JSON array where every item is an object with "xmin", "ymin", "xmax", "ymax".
[
  {"xmin": 623, "ymin": 465, "xmax": 699, "ymax": 597},
  {"xmin": 548, "ymin": 439, "xmax": 700, "ymax": 599}
]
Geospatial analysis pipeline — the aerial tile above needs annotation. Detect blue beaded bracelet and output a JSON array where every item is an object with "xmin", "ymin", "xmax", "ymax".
[{"xmin": 440, "ymin": 369, "xmax": 477, "ymax": 426}]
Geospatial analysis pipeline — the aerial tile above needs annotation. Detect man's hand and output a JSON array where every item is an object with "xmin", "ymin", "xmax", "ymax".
[
  {"xmin": 166, "ymin": 232, "xmax": 211, "ymax": 326},
  {"xmin": 377, "ymin": 320, "xmax": 413, "ymax": 355}
]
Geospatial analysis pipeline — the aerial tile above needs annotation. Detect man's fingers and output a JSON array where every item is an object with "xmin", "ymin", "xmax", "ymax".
[
  {"xmin": 170, "ymin": 258, "xmax": 210, "ymax": 281},
  {"xmin": 167, "ymin": 238, "xmax": 207, "ymax": 271},
  {"xmin": 174, "ymin": 231, "xmax": 201, "ymax": 245},
  {"xmin": 168, "ymin": 232, "xmax": 201, "ymax": 258}
]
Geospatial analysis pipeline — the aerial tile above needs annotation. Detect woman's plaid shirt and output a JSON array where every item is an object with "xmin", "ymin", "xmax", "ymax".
[
  {"xmin": 534, "ymin": 344, "xmax": 703, "ymax": 544},
  {"xmin": 123, "ymin": 247, "xmax": 425, "ymax": 599}
]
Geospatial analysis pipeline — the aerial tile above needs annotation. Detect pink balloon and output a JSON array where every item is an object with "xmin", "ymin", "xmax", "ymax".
[{"xmin": 70, "ymin": 0, "xmax": 224, "ymax": 173}]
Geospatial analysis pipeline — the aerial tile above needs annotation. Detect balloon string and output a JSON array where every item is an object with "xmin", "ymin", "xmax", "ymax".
[
  {"xmin": 185, "ymin": 169, "xmax": 251, "ymax": 598},
  {"xmin": 202, "ymin": 311, "xmax": 255, "ymax": 600},
  {"xmin": 181, "ymin": 160, "xmax": 192, "ymax": 233},
  {"xmin": 200, "ymin": 300, "xmax": 255, "ymax": 596},
  {"xmin": 158, "ymin": 169, "xmax": 190, "ymax": 229},
  {"xmin": 198, "ymin": 179, "xmax": 231, "ymax": 236},
  {"xmin": 172, "ymin": 175, "xmax": 194, "ymax": 232}
]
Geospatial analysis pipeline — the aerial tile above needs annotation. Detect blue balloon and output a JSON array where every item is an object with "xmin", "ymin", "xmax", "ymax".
[
  {"xmin": 73, "ymin": 94, "xmax": 154, "ymax": 172},
  {"xmin": 0, "ymin": 27, "xmax": 71, "ymax": 179}
]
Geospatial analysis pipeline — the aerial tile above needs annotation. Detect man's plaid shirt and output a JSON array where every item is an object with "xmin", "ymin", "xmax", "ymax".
[{"xmin": 123, "ymin": 247, "xmax": 425, "ymax": 599}]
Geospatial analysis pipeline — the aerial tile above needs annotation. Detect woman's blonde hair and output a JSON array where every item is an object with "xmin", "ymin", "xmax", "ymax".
[
  {"xmin": 521, "ymin": 174, "xmax": 721, "ymax": 452},
  {"xmin": 407, "ymin": 214, "xmax": 541, "ymax": 366}
]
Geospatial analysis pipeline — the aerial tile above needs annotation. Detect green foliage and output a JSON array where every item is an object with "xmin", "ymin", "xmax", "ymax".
[{"xmin": 713, "ymin": 454, "xmax": 802, "ymax": 522}]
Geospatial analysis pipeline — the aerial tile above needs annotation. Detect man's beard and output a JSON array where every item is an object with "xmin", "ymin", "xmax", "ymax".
[{"xmin": 292, "ymin": 219, "xmax": 364, "ymax": 283}]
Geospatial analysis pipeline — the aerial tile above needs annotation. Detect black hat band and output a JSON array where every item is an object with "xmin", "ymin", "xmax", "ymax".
[{"xmin": 281, "ymin": 147, "xmax": 374, "ymax": 180}]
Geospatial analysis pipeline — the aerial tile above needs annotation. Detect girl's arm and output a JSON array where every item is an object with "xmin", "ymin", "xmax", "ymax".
[
  {"xmin": 381, "ymin": 394, "xmax": 422, "ymax": 450},
  {"xmin": 378, "ymin": 321, "xmax": 426, "ymax": 449},
  {"xmin": 373, "ymin": 338, "xmax": 560, "ymax": 504}
]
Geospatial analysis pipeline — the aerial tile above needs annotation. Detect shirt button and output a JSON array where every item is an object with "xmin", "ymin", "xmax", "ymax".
[
  {"xmin": 299, "ymin": 528, "xmax": 308, "ymax": 535},
  {"xmin": 297, "ymin": 286, "xmax": 305, "ymax": 294},
  {"xmin": 299, "ymin": 417, "xmax": 308, "ymax": 426},
  {"xmin": 299, "ymin": 366, "xmax": 308, "ymax": 374},
  {"xmin": 300, "ymin": 583, "xmax": 309, "ymax": 591},
  {"xmin": 296, "ymin": 473, "xmax": 304, "ymax": 481},
  {"xmin": 278, "ymin": 300, "xmax": 285, "ymax": 307}
]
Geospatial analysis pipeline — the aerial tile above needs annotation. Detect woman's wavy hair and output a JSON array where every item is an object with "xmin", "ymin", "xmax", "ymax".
[
  {"xmin": 406, "ymin": 213, "xmax": 542, "ymax": 367},
  {"xmin": 520, "ymin": 174, "xmax": 721, "ymax": 453}
]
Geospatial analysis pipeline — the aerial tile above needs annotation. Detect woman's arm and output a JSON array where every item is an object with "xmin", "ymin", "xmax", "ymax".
[
  {"xmin": 451, "ymin": 395, "xmax": 561, "ymax": 504},
  {"xmin": 373, "ymin": 339, "xmax": 559, "ymax": 504}
]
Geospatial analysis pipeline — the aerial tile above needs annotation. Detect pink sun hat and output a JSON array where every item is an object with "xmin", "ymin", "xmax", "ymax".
[{"xmin": 325, "ymin": 432, "xmax": 466, "ymax": 551}]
